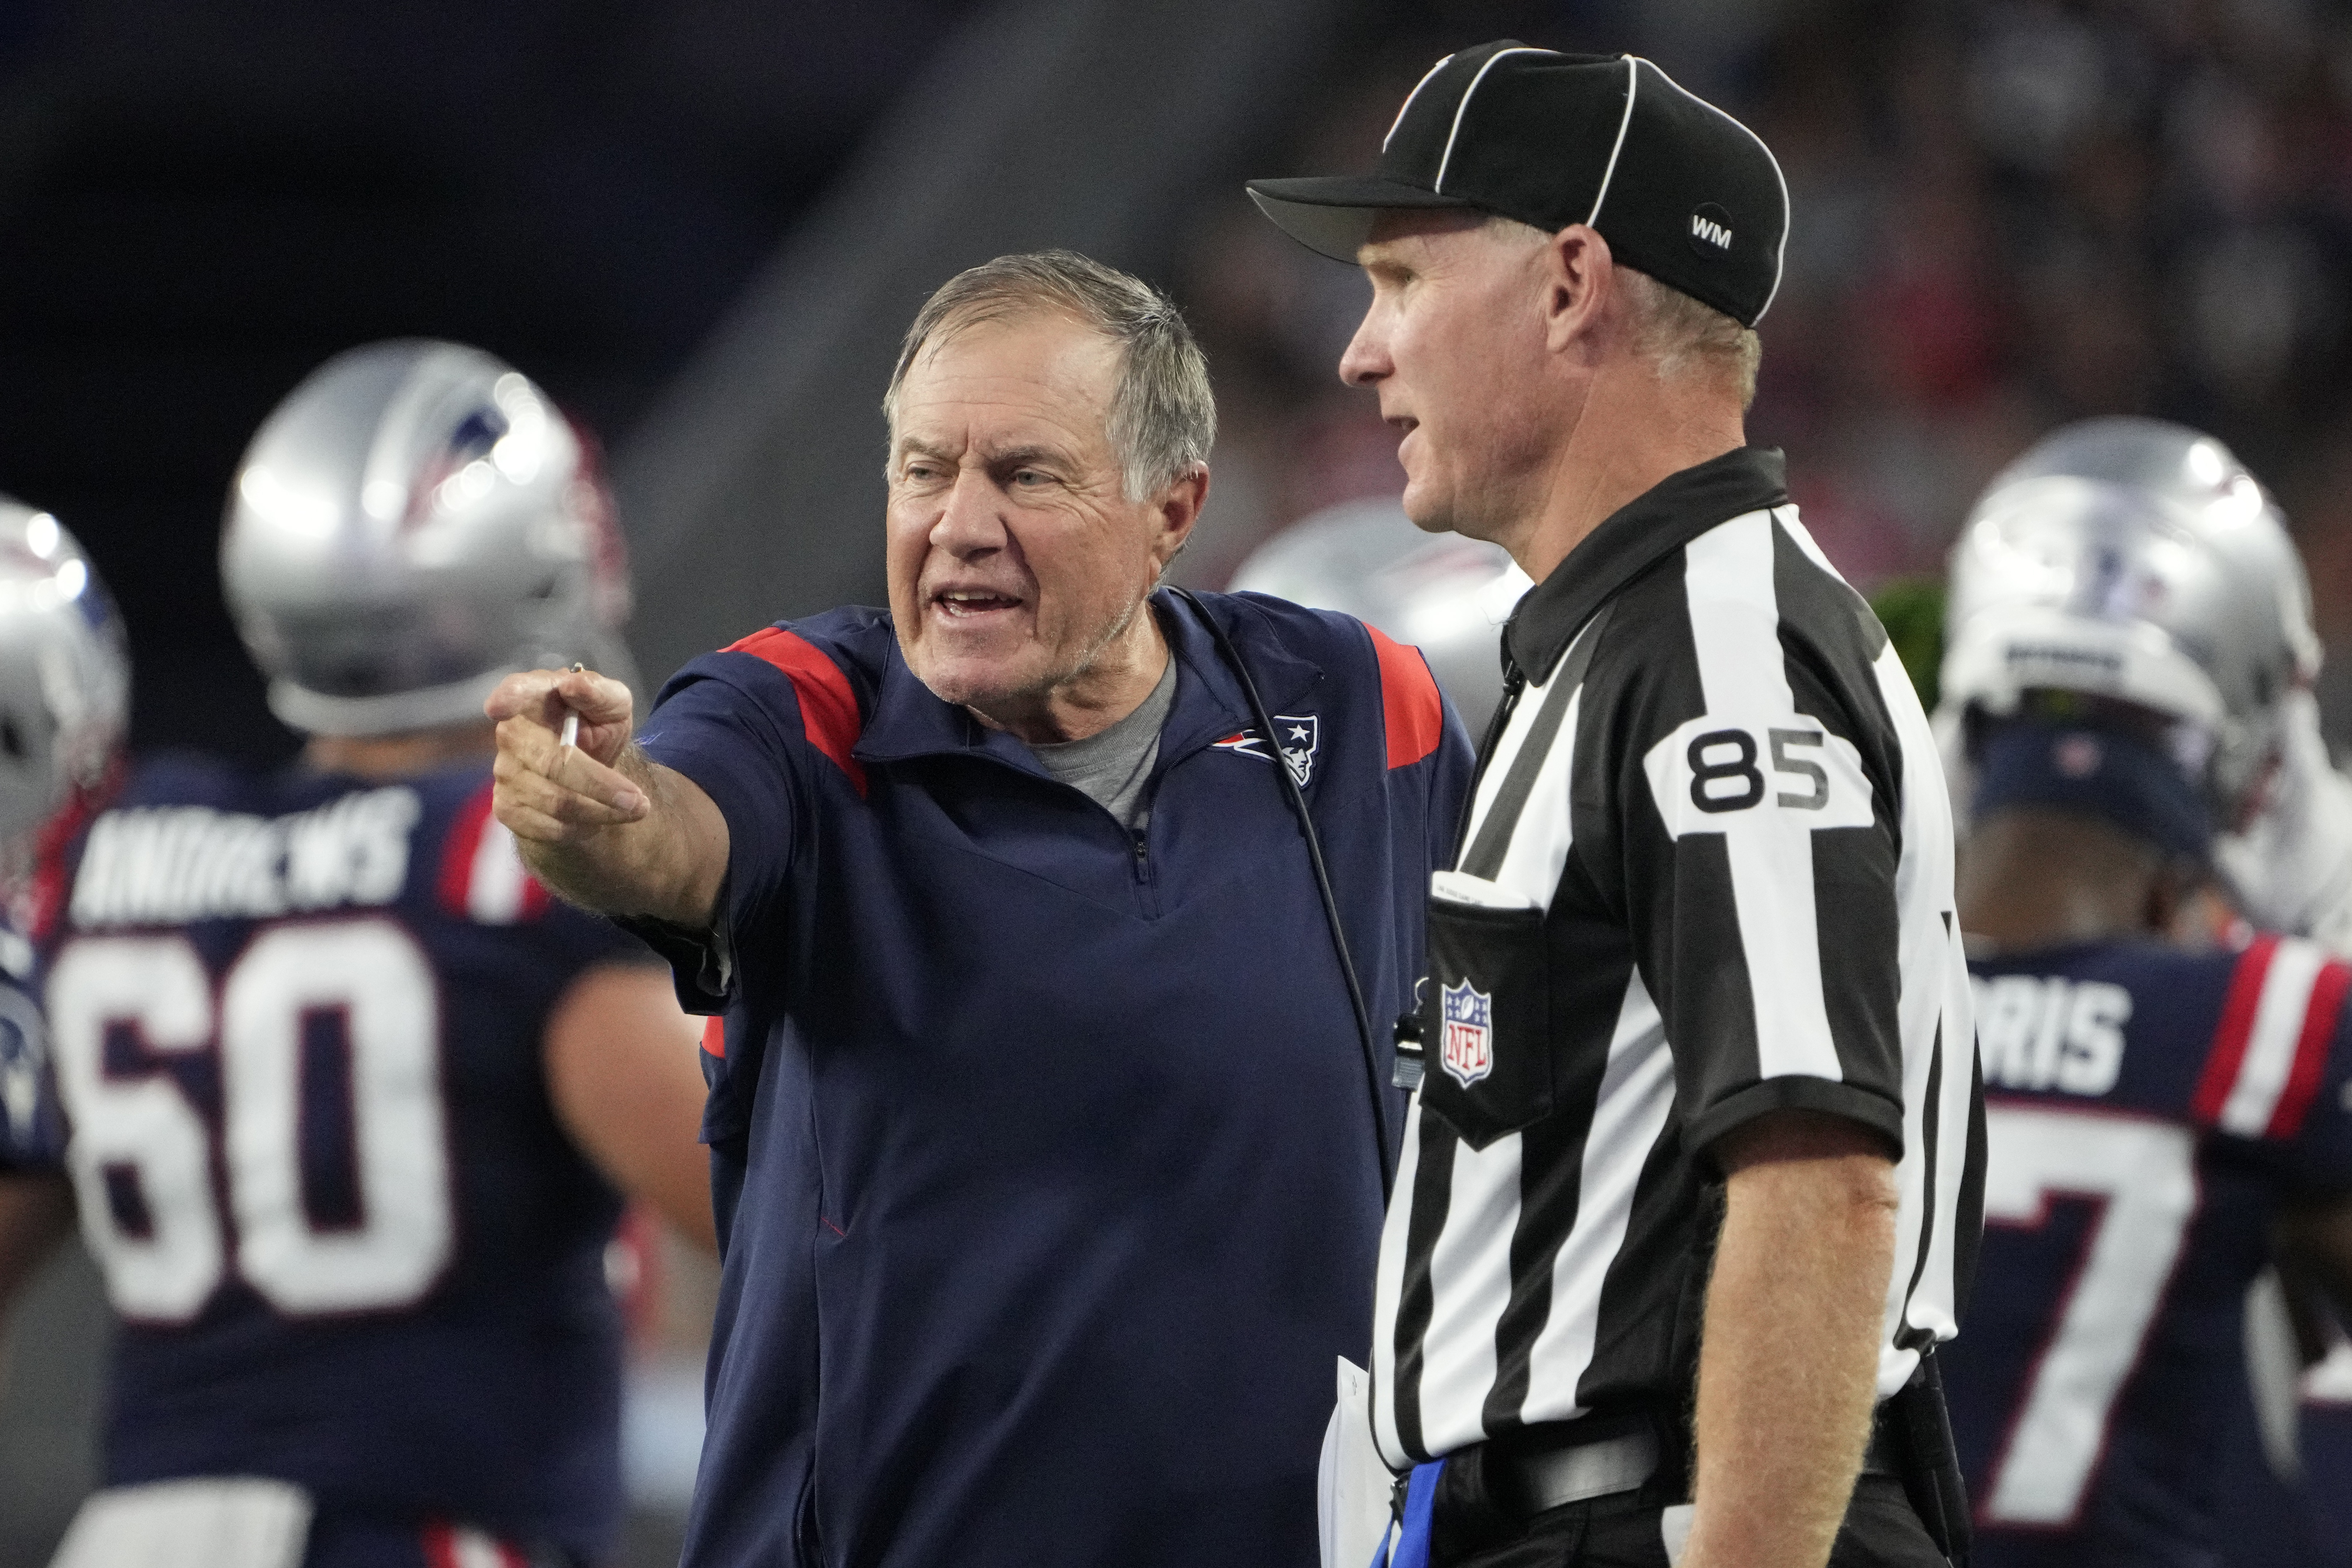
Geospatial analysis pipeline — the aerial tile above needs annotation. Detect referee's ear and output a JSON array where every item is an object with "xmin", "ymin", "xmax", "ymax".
[{"xmin": 1540, "ymin": 222, "xmax": 1619, "ymax": 359}]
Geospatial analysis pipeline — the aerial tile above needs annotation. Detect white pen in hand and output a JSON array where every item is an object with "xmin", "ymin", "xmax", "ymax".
[{"xmin": 558, "ymin": 662, "xmax": 584, "ymax": 752}]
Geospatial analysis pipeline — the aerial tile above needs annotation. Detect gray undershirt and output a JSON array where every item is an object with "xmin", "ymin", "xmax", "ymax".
[{"xmin": 1027, "ymin": 656, "xmax": 1177, "ymax": 831}]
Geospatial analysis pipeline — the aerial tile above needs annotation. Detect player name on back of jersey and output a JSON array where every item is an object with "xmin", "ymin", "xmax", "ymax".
[
  {"xmin": 70, "ymin": 787, "xmax": 421, "ymax": 928},
  {"xmin": 1973, "ymin": 973, "xmax": 2130, "ymax": 1096}
]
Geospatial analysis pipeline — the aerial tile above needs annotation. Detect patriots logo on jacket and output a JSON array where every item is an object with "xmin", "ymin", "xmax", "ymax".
[
  {"xmin": 1212, "ymin": 715, "xmax": 1320, "ymax": 787},
  {"xmin": 1440, "ymin": 979, "xmax": 1494, "ymax": 1087}
]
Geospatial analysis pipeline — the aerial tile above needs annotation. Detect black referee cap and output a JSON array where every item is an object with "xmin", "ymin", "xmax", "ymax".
[{"xmin": 1247, "ymin": 43, "xmax": 1789, "ymax": 327}]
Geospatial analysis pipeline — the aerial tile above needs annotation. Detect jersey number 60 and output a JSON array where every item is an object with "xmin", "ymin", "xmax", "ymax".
[{"xmin": 48, "ymin": 919, "xmax": 452, "ymax": 1322}]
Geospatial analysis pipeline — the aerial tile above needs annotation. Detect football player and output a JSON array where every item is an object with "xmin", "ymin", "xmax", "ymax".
[
  {"xmin": 1935, "ymin": 418, "xmax": 2352, "ymax": 1564},
  {"xmin": 0, "ymin": 495, "xmax": 126, "ymax": 1319},
  {"xmin": 0, "ymin": 341, "xmax": 715, "ymax": 1568}
]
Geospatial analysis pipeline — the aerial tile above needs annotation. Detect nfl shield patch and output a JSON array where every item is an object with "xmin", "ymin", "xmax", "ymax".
[{"xmin": 1440, "ymin": 979, "xmax": 1494, "ymax": 1087}]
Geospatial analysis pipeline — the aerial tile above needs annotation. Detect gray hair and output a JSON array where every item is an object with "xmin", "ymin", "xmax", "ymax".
[
  {"xmin": 1616, "ymin": 265, "xmax": 1763, "ymax": 410},
  {"xmin": 1484, "ymin": 217, "xmax": 1762, "ymax": 409},
  {"xmin": 882, "ymin": 250, "xmax": 1216, "ymax": 501}
]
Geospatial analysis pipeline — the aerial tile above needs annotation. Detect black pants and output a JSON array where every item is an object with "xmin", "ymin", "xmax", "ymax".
[{"xmin": 1431, "ymin": 1472, "xmax": 1946, "ymax": 1568}]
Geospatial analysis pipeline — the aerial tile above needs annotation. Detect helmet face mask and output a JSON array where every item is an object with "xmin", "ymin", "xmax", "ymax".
[
  {"xmin": 222, "ymin": 340, "xmax": 637, "ymax": 738},
  {"xmin": 1940, "ymin": 418, "xmax": 2313, "ymax": 833}
]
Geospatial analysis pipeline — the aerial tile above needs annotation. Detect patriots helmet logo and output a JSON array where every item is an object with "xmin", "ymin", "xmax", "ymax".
[
  {"xmin": 1440, "ymin": 979, "xmax": 1494, "ymax": 1087},
  {"xmin": 1211, "ymin": 714, "xmax": 1320, "ymax": 787}
]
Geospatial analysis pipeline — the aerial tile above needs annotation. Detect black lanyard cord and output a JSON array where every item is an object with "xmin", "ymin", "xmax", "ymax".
[{"xmin": 1170, "ymin": 589, "xmax": 1394, "ymax": 1201}]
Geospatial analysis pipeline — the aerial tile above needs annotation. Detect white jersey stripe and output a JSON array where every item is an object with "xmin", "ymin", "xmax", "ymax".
[
  {"xmin": 1521, "ymin": 970, "xmax": 1675, "ymax": 1425},
  {"xmin": 2219, "ymin": 938, "xmax": 2329, "ymax": 1137},
  {"xmin": 1680, "ymin": 513, "xmax": 1789, "ymax": 717},
  {"xmin": 1486, "ymin": 684, "xmax": 1583, "ymax": 910},
  {"xmin": 1414, "ymin": 1131, "xmax": 1526, "ymax": 1457},
  {"xmin": 1875, "ymin": 642, "xmax": 1973, "ymax": 1382},
  {"xmin": 1681, "ymin": 513, "xmax": 1843, "ymax": 1082},
  {"xmin": 1460, "ymin": 619, "xmax": 1598, "ymax": 852}
]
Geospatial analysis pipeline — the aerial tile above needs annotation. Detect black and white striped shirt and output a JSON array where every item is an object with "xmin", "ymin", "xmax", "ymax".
[{"xmin": 1372, "ymin": 447, "xmax": 1983, "ymax": 1468}]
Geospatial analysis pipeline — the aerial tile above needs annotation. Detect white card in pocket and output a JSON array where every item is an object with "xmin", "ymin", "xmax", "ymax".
[
  {"xmin": 1430, "ymin": 870, "xmax": 1541, "ymax": 911},
  {"xmin": 1318, "ymin": 1356, "xmax": 1397, "ymax": 1568},
  {"xmin": 48, "ymin": 1477, "xmax": 313, "ymax": 1568},
  {"xmin": 1660, "ymin": 1501, "xmax": 1694, "ymax": 1566}
]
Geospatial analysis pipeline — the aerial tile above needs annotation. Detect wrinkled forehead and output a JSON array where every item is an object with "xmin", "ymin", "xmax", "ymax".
[{"xmin": 892, "ymin": 308, "xmax": 1123, "ymax": 449}]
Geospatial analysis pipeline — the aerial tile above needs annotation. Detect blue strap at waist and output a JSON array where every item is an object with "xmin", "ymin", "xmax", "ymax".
[{"xmin": 1379, "ymin": 1460, "xmax": 1444, "ymax": 1568}]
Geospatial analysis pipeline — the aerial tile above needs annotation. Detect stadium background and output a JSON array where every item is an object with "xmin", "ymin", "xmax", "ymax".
[{"xmin": 0, "ymin": 0, "xmax": 2347, "ymax": 1561}]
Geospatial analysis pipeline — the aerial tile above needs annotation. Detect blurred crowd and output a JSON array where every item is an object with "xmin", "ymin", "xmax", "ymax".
[{"xmin": 1179, "ymin": 0, "xmax": 2352, "ymax": 724}]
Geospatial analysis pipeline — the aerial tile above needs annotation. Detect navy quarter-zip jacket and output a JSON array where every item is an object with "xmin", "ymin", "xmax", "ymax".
[{"xmin": 631, "ymin": 588, "xmax": 1473, "ymax": 1568}]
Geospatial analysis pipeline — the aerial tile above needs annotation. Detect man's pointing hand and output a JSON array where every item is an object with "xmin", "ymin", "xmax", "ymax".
[{"xmin": 488, "ymin": 667, "xmax": 648, "ymax": 844}]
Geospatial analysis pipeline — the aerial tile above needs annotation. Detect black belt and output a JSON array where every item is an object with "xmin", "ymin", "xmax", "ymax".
[
  {"xmin": 1497, "ymin": 1428, "xmax": 1662, "ymax": 1512},
  {"xmin": 1483, "ymin": 1403, "xmax": 1901, "ymax": 1515}
]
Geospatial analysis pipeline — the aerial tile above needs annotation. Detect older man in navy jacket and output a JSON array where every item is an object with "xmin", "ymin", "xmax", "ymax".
[{"xmin": 488, "ymin": 250, "xmax": 1473, "ymax": 1568}]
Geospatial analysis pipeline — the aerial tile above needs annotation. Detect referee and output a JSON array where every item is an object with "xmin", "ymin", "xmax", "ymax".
[{"xmin": 1249, "ymin": 46, "xmax": 1982, "ymax": 1568}]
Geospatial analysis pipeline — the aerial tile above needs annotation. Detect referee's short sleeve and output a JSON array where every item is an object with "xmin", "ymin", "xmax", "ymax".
[{"xmin": 1601, "ymin": 531, "xmax": 1908, "ymax": 1165}]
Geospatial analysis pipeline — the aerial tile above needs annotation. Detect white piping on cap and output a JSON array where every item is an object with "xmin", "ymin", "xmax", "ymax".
[
  {"xmin": 1585, "ymin": 56, "xmax": 1640, "ymax": 226},
  {"xmin": 1385, "ymin": 53, "xmax": 1457, "ymax": 152},
  {"xmin": 1639, "ymin": 55, "xmax": 1794, "ymax": 323},
  {"xmin": 1434, "ymin": 46, "xmax": 1551, "ymax": 193},
  {"xmin": 1754, "ymin": 134, "xmax": 1791, "ymax": 321}
]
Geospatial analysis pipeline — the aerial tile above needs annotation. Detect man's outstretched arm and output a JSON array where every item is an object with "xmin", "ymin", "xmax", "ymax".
[
  {"xmin": 488, "ymin": 667, "xmax": 730, "ymax": 927},
  {"xmin": 1682, "ymin": 1109, "xmax": 1899, "ymax": 1568}
]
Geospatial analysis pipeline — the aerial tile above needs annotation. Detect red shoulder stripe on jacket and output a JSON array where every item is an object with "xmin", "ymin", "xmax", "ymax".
[
  {"xmin": 702, "ymin": 1015, "xmax": 726, "ymax": 1061},
  {"xmin": 1366, "ymin": 625, "xmax": 1445, "ymax": 770},
  {"xmin": 2271, "ymin": 955, "xmax": 2351, "ymax": 1139},
  {"xmin": 726, "ymin": 626, "xmax": 868, "ymax": 797},
  {"xmin": 437, "ymin": 782, "xmax": 552, "ymax": 925},
  {"xmin": 2192, "ymin": 934, "xmax": 2277, "ymax": 1126}
]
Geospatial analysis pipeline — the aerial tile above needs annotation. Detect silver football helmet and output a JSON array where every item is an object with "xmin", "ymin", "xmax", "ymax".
[
  {"xmin": 1940, "ymin": 417, "xmax": 2315, "ymax": 822},
  {"xmin": 0, "ymin": 498, "xmax": 129, "ymax": 849},
  {"xmin": 1227, "ymin": 497, "xmax": 1527, "ymax": 735},
  {"xmin": 221, "ymin": 340, "xmax": 637, "ymax": 737}
]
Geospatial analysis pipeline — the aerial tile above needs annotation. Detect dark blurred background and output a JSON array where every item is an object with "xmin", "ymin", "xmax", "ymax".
[{"xmin": 2, "ymin": 0, "xmax": 2349, "ymax": 1562}]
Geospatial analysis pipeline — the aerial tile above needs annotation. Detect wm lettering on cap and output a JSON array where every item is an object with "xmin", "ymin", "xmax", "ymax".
[{"xmin": 1689, "ymin": 202, "xmax": 1734, "ymax": 252}]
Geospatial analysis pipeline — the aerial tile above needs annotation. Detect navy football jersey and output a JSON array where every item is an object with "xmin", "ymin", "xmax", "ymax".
[
  {"xmin": 35, "ymin": 753, "xmax": 652, "ymax": 1559},
  {"xmin": 1948, "ymin": 936, "xmax": 2352, "ymax": 1567},
  {"xmin": 2299, "ymin": 1352, "xmax": 2352, "ymax": 1564},
  {"xmin": 2212, "ymin": 1326, "xmax": 2352, "ymax": 1568}
]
